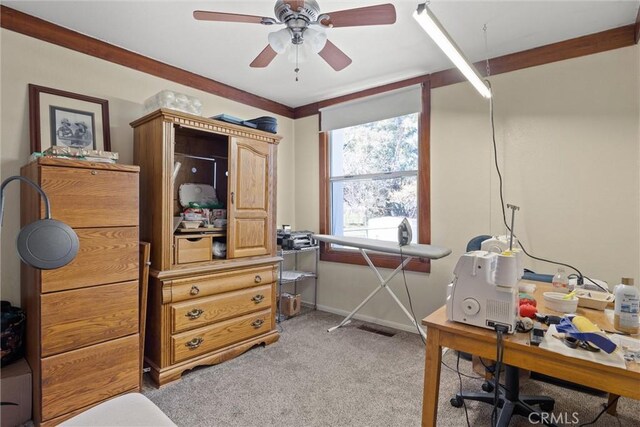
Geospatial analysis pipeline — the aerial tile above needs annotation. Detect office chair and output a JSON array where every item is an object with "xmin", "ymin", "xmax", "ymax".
[{"xmin": 451, "ymin": 235, "xmax": 557, "ymax": 426}]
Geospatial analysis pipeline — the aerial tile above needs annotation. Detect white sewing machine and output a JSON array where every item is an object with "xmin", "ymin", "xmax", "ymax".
[{"xmin": 446, "ymin": 251, "xmax": 519, "ymax": 333}]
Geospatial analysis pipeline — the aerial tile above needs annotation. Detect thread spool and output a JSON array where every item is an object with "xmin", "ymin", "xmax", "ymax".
[
  {"xmin": 495, "ymin": 252, "xmax": 518, "ymax": 287},
  {"xmin": 512, "ymin": 248, "xmax": 524, "ymax": 280}
]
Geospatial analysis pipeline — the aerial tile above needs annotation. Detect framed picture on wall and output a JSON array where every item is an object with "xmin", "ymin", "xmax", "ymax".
[{"xmin": 28, "ymin": 84, "xmax": 111, "ymax": 153}]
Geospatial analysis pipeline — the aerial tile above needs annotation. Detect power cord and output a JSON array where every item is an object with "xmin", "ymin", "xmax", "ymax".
[
  {"xmin": 486, "ymin": 81, "xmax": 598, "ymax": 291},
  {"xmin": 491, "ymin": 325, "xmax": 508, "ymax": 427},
  {"xmin": 568, "ymin": 273, "xmax": 610, "ymax": 294},
  {"xmin": 578, "ymin": 395, "xmax": 620, "ymax": 427},
  {"xmin": 456, "ymin": 352, "xmax": 472, "ymax": 427},
  {"xmin": 399, "ymin": 246, "xmax": 426, "ymax": 345},
  {"xmin": 398, "ymin": 248, "xmax": 482, "ymax": 385}
]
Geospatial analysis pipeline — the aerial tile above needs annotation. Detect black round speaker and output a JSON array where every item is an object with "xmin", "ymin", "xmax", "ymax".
[{"xmin": 16, "ymin": 218, "xmax": 79, "ymax": 270}]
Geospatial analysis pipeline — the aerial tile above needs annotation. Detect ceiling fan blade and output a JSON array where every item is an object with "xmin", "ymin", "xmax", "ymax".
[
  {"xmin": 321, "ymin": 4, "xmax": 396, "ymax": 28},
  {"xmin": 318, "ymin": 40, "xmax": 352, "ymax": 71},
  {"xmin": 193, "ymin": 10, "xmax": 267, "ymax": 24},
  {"xmin": 250, "ymin": 45, "xmax": 278, "ymax": 68}
]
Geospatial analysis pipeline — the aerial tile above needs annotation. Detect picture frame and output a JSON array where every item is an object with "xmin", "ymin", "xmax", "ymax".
[{"xmin": 28, "ymin": 84, "xmax": 111, "ymax": 153}]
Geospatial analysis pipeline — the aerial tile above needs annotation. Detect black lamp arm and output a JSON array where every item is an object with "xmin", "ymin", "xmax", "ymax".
[{"xmin": 0, "ymin": 176, "xmax": 52, "ymax": 225}]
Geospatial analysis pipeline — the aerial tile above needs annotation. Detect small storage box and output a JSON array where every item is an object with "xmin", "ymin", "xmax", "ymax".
[
  {"xmin": 1, "ymin": 358, "xmax": 32, "ymax": 427},
  {"xmin": 175, "ymin": 235, "xmax": 212, "ymax": 264},
  {"xmin": 280, "ymin": 293, "xmax": 301, "ymax": 317}
]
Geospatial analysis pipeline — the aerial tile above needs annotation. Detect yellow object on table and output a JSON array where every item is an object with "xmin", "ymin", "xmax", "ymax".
[{"xmin": 572, "ymin": 315, "xmax": 600, "ymax": 332}]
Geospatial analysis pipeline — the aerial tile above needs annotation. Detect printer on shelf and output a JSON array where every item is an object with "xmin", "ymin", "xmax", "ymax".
[{"xmin": 277, "ymin": 229, "xmax": 316, "ymax": 250}]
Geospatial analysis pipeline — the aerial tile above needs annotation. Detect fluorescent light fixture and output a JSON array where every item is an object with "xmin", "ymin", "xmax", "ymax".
[{"xmin": 413, "ymin": 3, "xmax": 492, "ymax": 99}]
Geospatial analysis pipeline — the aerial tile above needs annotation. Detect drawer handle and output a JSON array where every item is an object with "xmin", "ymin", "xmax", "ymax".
[
  {"xmin": 91, "ymin": 170, "xmax": 97, "ymax": 175},
  {"xmin": 190, "ymin": 286, "xmax": 200, "ymax": 296},
  {"xmin": 185, "ymin": 308, "xmax": 204, "ymax": 319},
  {"xmin": 251, "ymin": 319, "xmax": 265, "ymax": 329},
  {"xmin": 185, "ymin": 337, "xmax": 204, "ymax": 349},
  {"xmin": 254, "ymin": 275, "xmax": 262, "ymax": 283},
  {"xmin": 251, "ymin": 294, "xmax": 265, "ymax": 304}
]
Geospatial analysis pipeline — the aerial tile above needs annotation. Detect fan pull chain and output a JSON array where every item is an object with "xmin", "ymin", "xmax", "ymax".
[{"xmin": 295, "ymin": 44, "xmax": 300, "ymax": 81}]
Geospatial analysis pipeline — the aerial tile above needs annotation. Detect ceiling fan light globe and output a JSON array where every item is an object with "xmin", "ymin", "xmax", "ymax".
[
  {"xmin": 305, "ymin": 28, "xmax": 327, "ymax": 54},
  {"xmin": 268, "ymin": 28, "xmax": 291, "ymax": 54}
]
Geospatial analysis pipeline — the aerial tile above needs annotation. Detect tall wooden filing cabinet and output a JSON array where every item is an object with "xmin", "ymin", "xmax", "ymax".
[
  {"xmin": 20, "ymin": 158, "xmax": 140, "ymax": 426},
  {"xmin": 131, "ymin": 109, "xmax": 281, "ymax": 386}
]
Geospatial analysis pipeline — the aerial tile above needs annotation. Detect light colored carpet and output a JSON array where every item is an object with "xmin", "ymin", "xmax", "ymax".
[{"xmin": 142, "ymin": 311, "xmax": 639, "ymax": 426}]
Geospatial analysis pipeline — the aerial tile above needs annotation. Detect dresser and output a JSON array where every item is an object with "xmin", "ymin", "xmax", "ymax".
[
  {"xmin": 20, "ymin": 158, "xmax": 140, "ymax": 426},
  {"xmin": 131, "ymin": 109, "xmax": 280, "ymax": 386}
]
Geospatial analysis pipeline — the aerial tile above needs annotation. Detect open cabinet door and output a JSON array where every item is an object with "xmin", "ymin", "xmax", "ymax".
[{"xmin": 227, "ymin": 137, "xmax": 273, "ymax": 258}]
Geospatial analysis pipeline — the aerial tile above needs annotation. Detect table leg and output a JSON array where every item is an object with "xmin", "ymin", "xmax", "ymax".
[
  {"xmin": 422, "ymin": 328, "xmax": 442, "ymax": 427},
  {"xmin": 606, "ymin": 393, "xmax": 619, "ymax": 415}
]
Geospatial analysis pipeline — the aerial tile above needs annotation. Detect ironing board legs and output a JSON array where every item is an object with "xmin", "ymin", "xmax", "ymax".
[{"xmin": 327, "ymin": 249, "xmax": 425, "ymax": 339}]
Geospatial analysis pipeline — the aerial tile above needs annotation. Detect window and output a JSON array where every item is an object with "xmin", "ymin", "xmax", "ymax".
[{"xmin": 319, "ymin": 85, "xmax": 431, "ymax": 272}]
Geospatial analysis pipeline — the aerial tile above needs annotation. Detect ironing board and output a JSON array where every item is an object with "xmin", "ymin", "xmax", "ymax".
[{"xmin": 312, "ymin": 234, "xmax": 451, "ymax": 338}]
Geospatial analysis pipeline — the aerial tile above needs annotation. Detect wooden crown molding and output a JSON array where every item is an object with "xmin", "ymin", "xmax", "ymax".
[
  {"xmin": 431, "ymin": 24, "xmax": 636, "ymax": 89},
  {"xmin": 1, "ymin": 5, "xmax": 635, "ymax": 121},
  {"xmin": 294, "ymin": 24, "xmax": 636, "ymax": 118},
  {"xmin": 0, "ymin": 5, "xmax": 295, "ymax": 119}
]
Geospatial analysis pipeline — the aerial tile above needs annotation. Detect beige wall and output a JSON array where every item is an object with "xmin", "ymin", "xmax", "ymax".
[
  {"xmin": 0, "ymin": 29, "xmax": 296, "ymax": 304},
  {"xmin": 293, "ymin": 45, "xmax": 640, "ymax": 332},
  {"xmin": 1, "ymin": 29, "xmax": 638, "ymax": 332}
]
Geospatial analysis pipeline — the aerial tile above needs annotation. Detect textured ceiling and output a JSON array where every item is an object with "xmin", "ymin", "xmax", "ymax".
[{"xmin": 4, "ymin": 1, "xmax": 638, "ymax": 107}]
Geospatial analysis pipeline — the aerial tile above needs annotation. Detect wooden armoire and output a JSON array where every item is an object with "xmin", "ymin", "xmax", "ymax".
[
  {"xmin": 20, "ymin": 158, "xmax": 140, "ymax": 426},
  {"xmin": 131, "ymin": 109, "xmax": 281, "ymax": 386}
]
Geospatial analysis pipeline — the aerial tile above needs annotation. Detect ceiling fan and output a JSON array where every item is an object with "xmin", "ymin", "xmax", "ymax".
[{"xmin": 193, "ymin": 1, "xmax": 396, "ymax": 75}]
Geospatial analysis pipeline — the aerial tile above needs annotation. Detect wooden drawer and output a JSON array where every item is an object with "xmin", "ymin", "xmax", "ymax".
[
  {"xmin": 171, "ymin": 284, "xmax": 272, "ymax": 333},
  {"xmin": 175, "ymin": 235, "xmax": 212, "ymax": 264},
  {"xmin": 41, "ymin": 227, "xmax": 138, "ymax": 293},
  {"xmin": 41, "ymin": 334, "xmax": 139, "ymax": 421},
  {"xmin": 171, "ymin": 265, "xmax": 276, "ymax": 302},
  {"xmin": 41, "ymin": 281, "xmax": 138, "ymax": 357},
  {"xmin": 171, "ymin": 309, "xmax": 271, "ymax": 363},
  {"xmin": 41, "ymin": 166, "xmax": 138, "ymax": 228}
]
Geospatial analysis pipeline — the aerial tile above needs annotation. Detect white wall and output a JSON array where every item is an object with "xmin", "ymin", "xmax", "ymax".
[
  {"xmin": 293, "ymin": 45, "xmax": 640, "ymax": 332},
  {"xmin": 0, "ymin": 29, "xmax": 296, "ymax": 305}
]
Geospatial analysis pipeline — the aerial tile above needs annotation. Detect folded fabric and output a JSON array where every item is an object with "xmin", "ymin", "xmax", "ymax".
[{"xmin": 556, "ymin": 317, "xmax": 617, "ymax": 354}]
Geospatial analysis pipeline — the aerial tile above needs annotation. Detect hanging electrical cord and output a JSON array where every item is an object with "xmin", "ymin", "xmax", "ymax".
[
  {"xmin": 456, "ymin": 352, "xmax": 472, "ymax": 427},
  {"xmin": 578, "ymin": 396, "xmax": 620, "ymax": 427},
  {"xmin": 490, "ymin": 326, "xmax": 507, "ymax": 427},
  {"xmin": 397, "ymin": 248, "xmax": 484, "ymax": 385},
  {"xmin": 399, "ymin": 246, "xmax": 426, "ymax": 345},
  {"xmin": 485, "ymin": 80, "xmax": 608, "ymax": 291}
]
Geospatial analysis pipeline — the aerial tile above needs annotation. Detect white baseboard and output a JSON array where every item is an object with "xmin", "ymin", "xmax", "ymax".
[{"xmin": 315, "ymin": 304, "xmax": 424, "ymax": 335}]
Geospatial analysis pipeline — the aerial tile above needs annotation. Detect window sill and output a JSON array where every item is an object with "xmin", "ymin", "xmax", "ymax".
[{"xmin": 320, "ymin": 246, "xmax": 430, "ymax": 273}]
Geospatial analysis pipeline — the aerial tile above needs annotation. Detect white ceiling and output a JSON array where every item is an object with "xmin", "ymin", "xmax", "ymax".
[{"xmin": 4, "ymin": 1, "xmax": 638, "ymax": 108}]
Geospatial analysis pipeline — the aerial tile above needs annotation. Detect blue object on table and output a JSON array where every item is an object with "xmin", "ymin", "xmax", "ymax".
[{"xmin": 556, "ymin": 317, "xmax": 617, "ymax": 354}]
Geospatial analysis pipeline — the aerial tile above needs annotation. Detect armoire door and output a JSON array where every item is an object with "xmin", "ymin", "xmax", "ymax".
[{"xmin": 227, "ymin": 137, "xmax": 273, "ymax": 258}]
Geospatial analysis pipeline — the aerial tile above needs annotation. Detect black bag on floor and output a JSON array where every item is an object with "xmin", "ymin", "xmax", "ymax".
[{"xmin": 1, "ymin": 300, "xmax": 26, "ymax": 365}]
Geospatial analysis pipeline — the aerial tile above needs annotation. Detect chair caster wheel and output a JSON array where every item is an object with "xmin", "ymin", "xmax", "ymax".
[
  {"xmin": 450, "ymin": 396, "xmax": 464, "ymax": 408},
  {"xmin": 482, "ymin": 381, "xmax": 494, "ymax": 393},
  {"xmin": 540, "ymin": 403, "xmax": 555, "ymax": 412}
]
